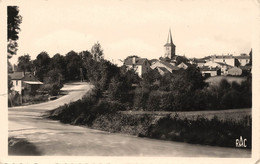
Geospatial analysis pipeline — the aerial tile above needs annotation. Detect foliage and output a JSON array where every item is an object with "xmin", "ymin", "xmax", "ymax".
[
  {"xmin": 7, "ymin": 6, "xmax": 22, "ymax": 58},
  {"xmin": 8, "ymin": 75, "xmax": 13, "ymax": 93},
  {"xmin": 17, "ymin": 54, "xmax": 33, "ymax": 72},
  {"xmin": 33, "ymin": 52, "xmax": 51, "ymax": 81},
  {"xmin": 64, "ymin": 51, "xmax": 82, "ymax": 81},
  {"xmin": 147, "ymin": 115, "xmax": 251, "ymax": 149},
  {"xmin": 22, "ymin": 94, "xmax": 49, "ymax": 104},
  {"xmin": 91, "ymin": 42, "xmax": 104, "ymax": 61}
]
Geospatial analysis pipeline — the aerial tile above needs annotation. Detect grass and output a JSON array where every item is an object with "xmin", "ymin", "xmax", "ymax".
[
  {"xmin": 205, "ymin": 76, "xmax": 247, "ymax": 86},
  {"xmin": 120, "ymin": 108, "xmax": 251, "ymax": 122}
]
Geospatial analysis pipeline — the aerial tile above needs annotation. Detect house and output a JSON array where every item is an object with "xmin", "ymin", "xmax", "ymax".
[
  {"xmin": 189, "ymin": 58, "xmax": 206, "ymax": 67},
  {"xmin": 204, "ymin": 61, "xmax": 232, "ymax": 75},
  {"xmin": 200, "ymin": 66, "xmax": 221, "ymax": 77},
  {"xmin": 215, "ymin": 62, "xmax": 233, "ymax": 75},
  {"xmin": 228, "ymin": 67, "xmax": 242, "ymax": 76},
  {"xmin": 8, "ymin": 72, "xmax": 43, "ymax": 95},
  {"xmin": 177, "ymin": 62, "xmax": 189, "ymax": 70},
  {"xmin": 154, "ymin": 66, "xmax": 171, "ymax": 75},
  {"xmin": 234, "ymin": 53, "xmax": 250, "ymax": 66},
  {"xmin": 151, "ymin": 60, "xmax": 179, "ymax": 73},
  {"xmin": 196, "ymin": 60, "xmax": 206, "ymax": 67},
  {"xmin": 124, "ymin": 57, "xmax": 151, "ymax": 77},
  {"xmin": 211, "ymin": 55, "xmax": 239, "ymax": 67}
]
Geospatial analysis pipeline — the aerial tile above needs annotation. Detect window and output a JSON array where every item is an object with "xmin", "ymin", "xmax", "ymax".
[{"xmin": 16, "ymin": 80, "xmax": 18, "ymax": 86}]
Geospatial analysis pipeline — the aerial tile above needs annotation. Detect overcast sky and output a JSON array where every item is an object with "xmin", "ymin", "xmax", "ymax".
[{"xmin": 9, "ymin": 0, "xmax": 257, "ymax": 65}]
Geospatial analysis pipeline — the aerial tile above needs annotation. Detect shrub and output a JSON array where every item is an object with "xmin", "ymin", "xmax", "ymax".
[
  {"xmin": 146, "ymin": 90, "xmax": 161, "ymax": 111},
  {"xmin": 147, "ymin": 115, "xmax": 251, "ymax": 149}
]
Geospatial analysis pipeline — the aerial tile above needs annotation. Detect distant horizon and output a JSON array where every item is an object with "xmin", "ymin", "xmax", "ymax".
[{"xmin": 8, "ymin": 0, "xmax": 256, "ymax": 66}]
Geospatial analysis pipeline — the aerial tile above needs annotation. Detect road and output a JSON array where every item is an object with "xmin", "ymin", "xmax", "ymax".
[{"xmin": 8, "ymin": 82, "xmax": 251, "ymax": 157}]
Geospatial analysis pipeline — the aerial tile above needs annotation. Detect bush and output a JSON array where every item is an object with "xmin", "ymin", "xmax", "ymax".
[
  {"xmin": 8, "ymin": 91, "xmax": 21, "ymax": 106},
  {"xmin": 22, "ymin": 94, "xmax": 49, "ymax": 104},
  {"xmin": 147, "ymin": 115, "xmax": 251, "ymax": 149},
  {"xmin": 133, "ymin": 87, "xmax": 150, "ymax": 109},
  {"xmin": 146, "ymin": 90, "xmax": 161, "ymax": 111}
]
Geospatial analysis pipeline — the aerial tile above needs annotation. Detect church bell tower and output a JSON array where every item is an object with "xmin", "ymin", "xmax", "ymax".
[{"xmin": 164, "ymin": 29, "xmax": 176, "ymax": 59}]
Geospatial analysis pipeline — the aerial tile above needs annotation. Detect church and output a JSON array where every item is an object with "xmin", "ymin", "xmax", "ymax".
[{"xmin": 164, "ymin": 29, "xmax": 176, "ymax": 59}]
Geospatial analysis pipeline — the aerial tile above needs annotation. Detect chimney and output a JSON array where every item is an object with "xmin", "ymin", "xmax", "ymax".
[{"xmin": 133, "ymin": 57, "xmax": 136, "ymax": 64}]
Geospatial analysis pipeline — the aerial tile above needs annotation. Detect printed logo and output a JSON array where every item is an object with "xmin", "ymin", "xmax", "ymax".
[{"xmin": 236, "ymin": 136, "xmax": 247, "ymax": 148}]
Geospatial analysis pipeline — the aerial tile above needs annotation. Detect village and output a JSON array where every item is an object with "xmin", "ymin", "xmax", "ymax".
[
  {"xmin": 8, "ymin": 29, "xmax": 252, "ymax": 101},
  {"xmin": 6, "ymin": 2, "xmax": 255, "ymax": 158}
]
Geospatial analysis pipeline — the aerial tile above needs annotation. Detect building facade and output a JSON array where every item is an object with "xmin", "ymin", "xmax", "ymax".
[{"xmin": 124, "ymin": 57, "xmax": 151, "ymax": 77}]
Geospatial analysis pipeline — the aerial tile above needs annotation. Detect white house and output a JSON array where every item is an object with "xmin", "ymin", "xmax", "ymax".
[
  {"xmin": 124, "ymin": 57, "xmax": 151, "ymax": 77},
  {"xmin": 234, "ymin": 54, "xmax": 250, "ymax": 66},
  {"xmin": 200, "ymin": 66, "xmax": 221, "ymax": 77},
  {"xmin": 204, "ymin": 61, "xmax": 232, "ymax": 75},
  {"xmin": 8, "ymin": 72, "xmax": 43, "ymax": 94},
  {"xmin": 211, "ymin": 55, "xmax": 238, "ymax": 67}
]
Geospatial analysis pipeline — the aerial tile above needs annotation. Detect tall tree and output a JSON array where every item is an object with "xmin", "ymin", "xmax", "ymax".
[
  {"xmin": 7, "ymin": 6, "xmax": 22, "ymax": 58},
  {"xmin": 65, "ymin": 51, "xmax": 82, "ymax": 81},
  {"xmin": 91, "ymin": 42, "xmax": 104, "ymax": 61},
  {"xmin": 34, "ymin": 52, "xmax": 51, "ymax": 81},
  {"xmin": 17, "ymin": 54, "xmax": 32, "ymax": 73}
]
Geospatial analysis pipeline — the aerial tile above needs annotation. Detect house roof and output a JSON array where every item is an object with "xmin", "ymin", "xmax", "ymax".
[
  {"xmin": 200, "ymin": 66, "xmax": 220, "ymax": 71},
  {"xmin": 157, "ymin": 67, "xmax": 171, "ymax": 73},
  {"xmin": 124, "ymin": 57, "xmax": 149, "ymax": 66},
  {"xmin": 215, "ymin": 62, "xmax": 233, "ymax": 67},
  {"xmin": 9, "ymin": 72, "xmax": 43, "ymax": 84},
  {"xmin": 212, "ymin": 55, "xmax": 234, "ymax": 59},
  {"xmin": 24, "ymin": 81, "xmax": 43, "ymax": 85},
  {"xmin": 159, "ymin": 60, "xmax": 179, "ymax": 71},
  {"xmin": 149, "ymin": 59, "xmax": 158, "ymax": 64},
  {"xmin": 196, "ymin": 59, "xmax": 206, "ymax": 63},
  {"xmin": 234, "ymin": 56, "xmax": 250, "ymax": 59}
]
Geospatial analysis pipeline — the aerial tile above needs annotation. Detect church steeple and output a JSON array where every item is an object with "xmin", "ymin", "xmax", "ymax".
[
  {"xmin": 164, "ymin": 29, "xmax": 176, "ymax": 59},
  {"xmin": 166, "ymin": 29, "xmax": 173, "ymax": 45}
]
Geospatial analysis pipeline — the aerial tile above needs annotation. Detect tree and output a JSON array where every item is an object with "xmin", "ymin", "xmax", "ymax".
[
  {"xmin": 64, "ymin": 51, "xmax": 82, "ymax": 81},
  {"xmin": 91, "ymin": 42, "xmax": 104, "ymax": 61},
  {"xmin": 42, "ymin": 70, "xmax": 63, "ymax": 96},
  {"xmin": 49, "ymin": 53, "xmax": 66, "ymax": 79},
  {"xmin": 33, "ymin": 52, "xmax": 51, "ymax": 81},
  {"xmin": 7, "ymin": 6, "xmax": 22, "ymax": 58},
  {"xmin": 17, "ymin": 54, "xmax": 32, "ymax": 73}
]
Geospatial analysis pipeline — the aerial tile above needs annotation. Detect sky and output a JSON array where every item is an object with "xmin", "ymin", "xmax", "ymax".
[{"xmin": 8, "ymin": 0, "xmax": 257, "ymax": 65}]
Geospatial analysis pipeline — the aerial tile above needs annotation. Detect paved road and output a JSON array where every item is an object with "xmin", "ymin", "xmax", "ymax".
[{"xmin": 8, "ymin": 82, "xmax": 251, "ymax": 157}]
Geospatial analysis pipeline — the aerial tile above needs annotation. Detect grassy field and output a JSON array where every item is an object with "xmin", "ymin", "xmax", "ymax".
[
  {"xmin": 205, "ymin": 76, "xmax": 247, "ymax": 86},
  {"xmin": 120, "ymin": 108, "xmax": 251, "ymax": 122}
]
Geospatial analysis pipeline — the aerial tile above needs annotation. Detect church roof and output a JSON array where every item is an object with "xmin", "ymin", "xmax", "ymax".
[{"xmin": 164, "ymin": 29, "xmax": 175, "ymax": 47}]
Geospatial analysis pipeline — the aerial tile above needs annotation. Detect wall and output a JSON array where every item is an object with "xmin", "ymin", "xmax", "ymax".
[{"xmin": 12, "ymin": 80, "xmax": 22, "ymax": 94}]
